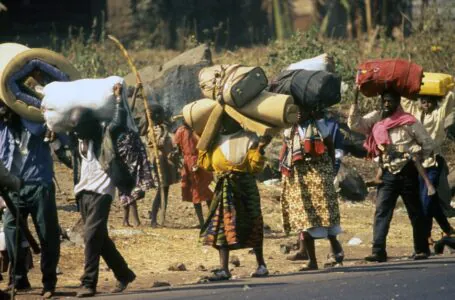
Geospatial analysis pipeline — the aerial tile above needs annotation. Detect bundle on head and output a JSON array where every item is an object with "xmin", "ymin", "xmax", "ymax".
[
  {"xmin": 268, "ymin": 69, "xmax": 342, "ymax": 111},
  {"xmin": 356, "ymin": 59, "xmax": 423, "ymax": 100},
  {"xmin": 419, "ymin": 72, "xmax": 454, "ymax": 98},
  {"xmin": 193, "ymin": 64, "xmax": 299, "ymax": 150}
]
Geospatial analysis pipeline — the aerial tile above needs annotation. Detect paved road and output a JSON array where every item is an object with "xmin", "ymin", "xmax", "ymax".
[{"xmin": 94, "ymin": 256, "xmax": 455, "ymax": 300}]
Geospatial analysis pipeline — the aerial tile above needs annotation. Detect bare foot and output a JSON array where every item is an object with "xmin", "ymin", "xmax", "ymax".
[{"xmin": 123, "ymin": 222, "xmax": 132, "ymax": 227}]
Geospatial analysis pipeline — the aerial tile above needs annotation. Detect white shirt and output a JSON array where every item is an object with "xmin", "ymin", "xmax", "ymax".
[
  {"xmin": 74, "ymin": 140, "xmax": 115, "ymax": 198},
  {"xmin": 217, "ymin": 131, "xmax": 257, "ymax": 164}
]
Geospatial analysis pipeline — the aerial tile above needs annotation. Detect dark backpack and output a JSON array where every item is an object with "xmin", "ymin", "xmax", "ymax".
[{"xmin": 268, "ymin": 70, "xmax": 341, "ymax": 111}]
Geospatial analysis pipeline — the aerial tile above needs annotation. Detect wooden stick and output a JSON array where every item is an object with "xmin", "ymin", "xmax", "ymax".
[
  {"xmin": 365, "ymin": 0, "xmax": 373, "ymax": 34},
  {"xmin": 0, "ymin": 190, "xmax": 40, "ymax": 254},
  {"xmin": 108, "ymin": 35, "xmax": 168, "ymax": 224}
]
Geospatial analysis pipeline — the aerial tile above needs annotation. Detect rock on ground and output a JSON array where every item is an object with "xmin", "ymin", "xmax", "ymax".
[
  {"xmin": 168, "ymin": 263, "xmax": 187, "ymax": 271},
  {"xmin": 125, "ymin": 44, "xmax": 212, "ymax": 134},
  {"xmin": 336, "ymin": 162, "xmax": 368, "ymax": 201}
]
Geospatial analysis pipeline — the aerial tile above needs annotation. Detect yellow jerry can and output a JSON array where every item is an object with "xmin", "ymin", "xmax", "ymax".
[{"xmin": 419, "ymin": 72, "xmax": 454, "ymax": 97}]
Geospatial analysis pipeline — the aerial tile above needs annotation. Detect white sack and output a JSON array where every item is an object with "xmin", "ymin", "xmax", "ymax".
[
  {"xmin": 287, "ymin": 53, "xmax": 334, "ymax": 72},
  {"xmin": 42, "ymin": 76, "xmax": 136, "ymax": 133}
]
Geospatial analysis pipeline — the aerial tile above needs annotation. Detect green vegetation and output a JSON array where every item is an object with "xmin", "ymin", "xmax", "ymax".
[{"xmin": 45, "ymin": 3, "xmax": 453, "ymax": 111}]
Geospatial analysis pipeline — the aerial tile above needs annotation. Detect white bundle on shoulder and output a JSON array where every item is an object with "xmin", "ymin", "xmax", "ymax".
[
  {"xmin": 41, "ymin": 76, "xmax": 137, "ymax": 133},
  {"xmin": 287, "ymin": 53, "xmax": 335, "ymax": 72}
]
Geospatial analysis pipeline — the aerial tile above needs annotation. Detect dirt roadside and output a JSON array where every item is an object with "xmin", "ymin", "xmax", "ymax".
[{"xmin": 4, "ymin": 155, "xmax": 455, "ymax": 299}]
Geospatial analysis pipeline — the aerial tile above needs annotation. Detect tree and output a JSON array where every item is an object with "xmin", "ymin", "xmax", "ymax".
[
  {"xmin": 313, "ymin": 0, "xmax": 413, "ymax": 39},
  {"xmin": 133, "ymin": 0, "xmax": 270, "ymax": 49}
]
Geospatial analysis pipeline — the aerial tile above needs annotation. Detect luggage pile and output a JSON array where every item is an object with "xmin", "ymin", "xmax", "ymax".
[
  {"xmin": 183, "ymin": 64, "xmax": 300, "ymax": 150},
  {"xmin": 0, "ymin": 43, "xmax": 80, "ymax": 122}
]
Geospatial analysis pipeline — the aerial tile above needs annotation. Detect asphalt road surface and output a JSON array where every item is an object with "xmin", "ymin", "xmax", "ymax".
[{"xmin": 93, "ymin": 256, "xmax": 455, "ymax": 300}]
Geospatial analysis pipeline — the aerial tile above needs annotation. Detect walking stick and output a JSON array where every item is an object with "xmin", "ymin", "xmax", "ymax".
[
  {"xmin": 12, "ymin": 203, "xmax": 19, "ymax": 300},
  {"xmin": 107, "ymin": 35, "xmax": 167, "ymax": 224},
  {"xmin": 0, "ymin": 190, "xmax": 40, "ymax": 254}
]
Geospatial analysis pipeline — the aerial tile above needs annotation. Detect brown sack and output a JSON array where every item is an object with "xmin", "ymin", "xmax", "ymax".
[{"xmin": 199, "ymin": 64, "xmax": 268, "ymax": 108}]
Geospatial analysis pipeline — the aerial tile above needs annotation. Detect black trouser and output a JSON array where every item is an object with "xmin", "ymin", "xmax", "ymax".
[
  {"xmin": 373, "ymin": 162, "xmax": 429, "ymax": 256},
  {"xmin": 419, "ymin": 155, "xmax": 453, "ymax": 237},
  {"xmin": 78, "ymin": 191, "xmax": 134, "ymax": 289},
  {"xmin": 4, "ymin": 183, "xmax": 60, "ymax": 290},
  {"xmin": 426, "ymin": 199, "xmax": 453, "ymax": 237}
]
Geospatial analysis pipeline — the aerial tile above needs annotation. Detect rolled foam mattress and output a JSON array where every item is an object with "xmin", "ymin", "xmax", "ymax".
[{"xmin": 0, "ymin": 43, "xmax": 80, "ymax": 122}]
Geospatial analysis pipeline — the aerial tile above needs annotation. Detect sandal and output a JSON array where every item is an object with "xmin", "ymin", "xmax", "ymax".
[
  {"xmin": 299, "ymin": 262, "xmax": 318, "ymax": 271},
  {"xmin": 251, "ymin": 265, "xmax": 269, "ymax": 278},
  {"xmin": 323, "ymin": 251, "xmax": 344, "ymax": 268},
  {"xmin": 205, "ymin": 269, "xmax": 232, "ymax": 282}
]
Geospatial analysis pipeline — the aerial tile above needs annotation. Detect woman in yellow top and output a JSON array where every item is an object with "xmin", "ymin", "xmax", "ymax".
[{"xmin": 198, "ymin": 113, "xmax": 271, "ymax": 281}]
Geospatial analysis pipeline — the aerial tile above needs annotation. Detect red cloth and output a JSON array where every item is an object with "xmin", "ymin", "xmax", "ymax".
[
  {"xmin": 363, "ymin": 107, "xmax": 417, "ymax": 156},
  {"xmin": 174, "ymin": 126, "xmax": 214, "ymax": 204}
]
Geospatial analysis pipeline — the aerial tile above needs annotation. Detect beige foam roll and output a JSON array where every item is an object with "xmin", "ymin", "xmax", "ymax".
[
  {"xmin": 182, "ymin": 98, "xmax": 282, "ymax": 137},
  {"xmin": 196, "ymin": 102, "xmax": 224, "ymax": 151},
  {"xmin": 236, "ymin": 91, "xmax": 298, "ymax": 127},
  {"xmin": 225, "ymin": 105, "xmax": 281, "ymax": 136},
  {"xmin": 0, "ymin": 43, "xmax": 80, "ymax": 122},
  {"xmin": 182, "ymin": 98, "xmax": 216, "ymax": 136}
]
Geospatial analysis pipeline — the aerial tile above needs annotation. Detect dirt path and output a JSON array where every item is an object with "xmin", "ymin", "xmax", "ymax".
[{"xmin": 4, "ymin": 157, "xmax": 454, "ymax": 299}]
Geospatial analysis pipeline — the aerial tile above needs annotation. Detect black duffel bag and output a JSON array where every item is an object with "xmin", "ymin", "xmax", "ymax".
[{"xmin": 268, "ymin": 70, "xmax": 341, "ymax": 110}]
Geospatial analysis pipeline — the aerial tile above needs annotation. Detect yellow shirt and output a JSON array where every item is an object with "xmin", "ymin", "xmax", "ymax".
[
  {"xmin": 348, "ymin": 105, "xmax": 434, "ymax": 174},
  {"xmin": 198, "ymin": 131, "xmax": 265, "ymax": 174}
]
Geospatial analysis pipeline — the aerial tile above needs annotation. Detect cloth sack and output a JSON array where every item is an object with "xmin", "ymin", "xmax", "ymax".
[
  {"xmin": 268, "ymin": 69, "xmax": 341, "ymax": 111},
  {"xmin": 356, "ymin": 59, "xmax": 423, "ymax": 99},
  {"xmin": 42, "ymin": 76, "xmax": 137, "ymax": 133}
]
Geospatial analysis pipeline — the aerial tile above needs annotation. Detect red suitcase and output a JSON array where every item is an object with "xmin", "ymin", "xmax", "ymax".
[{"xmin": 356, "ymin": 59, "xmax": 424, "ymax": 99}]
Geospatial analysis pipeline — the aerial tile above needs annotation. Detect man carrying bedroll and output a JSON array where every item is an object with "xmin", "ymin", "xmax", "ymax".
[
  {"xmin": 0, "ymin": 103, "xmax": 61, "ymax": 298},
  {"xmin": 348, "ymin": 89, "xmax": 433, "ymax": 262}
]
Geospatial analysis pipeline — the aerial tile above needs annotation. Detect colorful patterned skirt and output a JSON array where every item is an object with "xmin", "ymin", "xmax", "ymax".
[
  {"xmin": 281, "ymin": 154, "xmax": 340, "ymax": 236},
  {"xmin": 117, "ymin": 130, "xmax": 155, "ymax": 206},
  {"xmin": 200, "ymin": 172, "xmax": 264, "ymax": 250}
]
